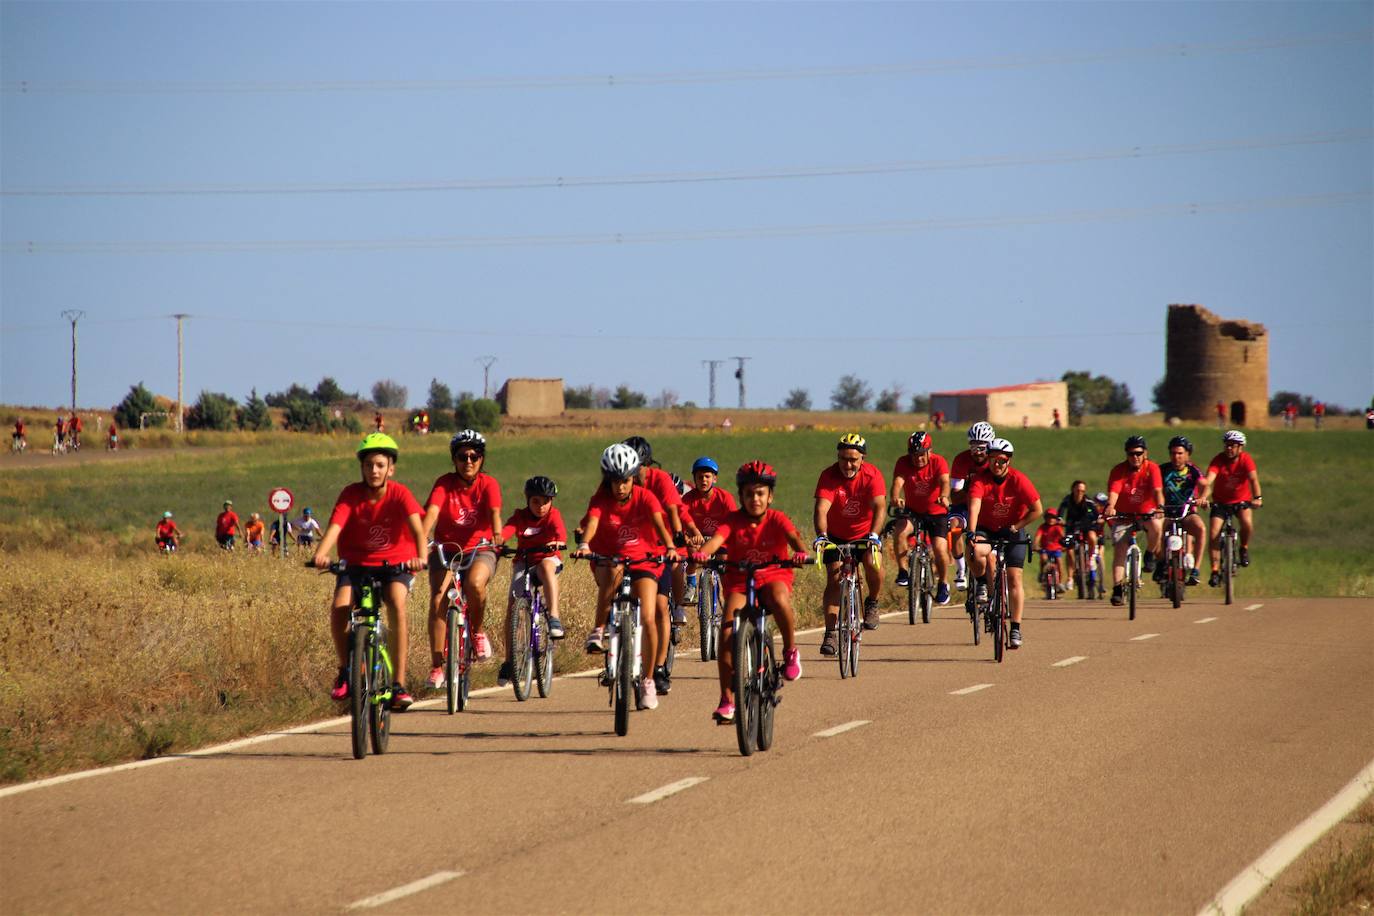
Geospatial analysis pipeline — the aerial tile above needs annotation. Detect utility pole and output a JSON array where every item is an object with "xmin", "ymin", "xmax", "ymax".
[
  {"xmin": 476, "ymin": 356, "xmax": 497, "ymax": 399},
  {"xmin": 172, "ymin": 314, "xmax": 189, "ymax": 433},
  {"xmin": 731, "ymin": 356, "xmax": 751, "ymax": 409},
  {"xmin": 701, "ymin": 359, "xmax": 724, "ymax": 408},
  {"xmin": 60, "ymin": 310, "xmax": 85, "ymax": 411}
]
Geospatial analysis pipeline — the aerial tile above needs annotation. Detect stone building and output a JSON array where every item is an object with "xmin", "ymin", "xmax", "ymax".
[
  {"xmin": 496, "ymin": 378, "xmax": 564, "ymax": 418},
  {"xmin": 929, "ymin": 381, "xmax": 1068, "ymax": 428},
  {"xmin": 1159, "ymin": 304, "xmax": 1268, "ymax": 426}
]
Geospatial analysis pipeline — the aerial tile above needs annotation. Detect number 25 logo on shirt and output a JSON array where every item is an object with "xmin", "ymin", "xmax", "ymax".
[
  {"xmin": 365, "ymin": 524, "xmax": 391, "ymax": 550},
  {"xmin": 616, "ymin": 525, "xmax": 641, "ymax": 547}
]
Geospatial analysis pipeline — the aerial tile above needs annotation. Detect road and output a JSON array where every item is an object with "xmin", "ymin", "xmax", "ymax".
[{"xmin": 3, "ymin": 593, "xmax": 1371, "ymax": 914}]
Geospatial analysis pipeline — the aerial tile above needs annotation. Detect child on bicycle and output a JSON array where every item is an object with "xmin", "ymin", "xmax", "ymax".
[
  {"xmin": 495, "ymin": 475, "xmax": 568, "ymax": 686},
  {"xmin": 310, "ymin": 433, "xmax": 427, "ymax": 710},
  {"xmin": 692, "ymin": 461, "xmax": 808, "ymax": 724},
  {"xmin": 155, "ymin": 511, "xmax": 183, "ymax": 551},
  {"xmin": 573, "ymin": 443, "xmax": 674, "ymax": 710},
  {"xmin": 1034, "ymin": 508, "xmax": 1066, "ymax": 595},
  {"xmin": 681, "ymin": 456, "xmax": 738, "ymax": 604},
  {"xmin": 422, "ymin": 429, "xmax": 502, "ymax": 690}
]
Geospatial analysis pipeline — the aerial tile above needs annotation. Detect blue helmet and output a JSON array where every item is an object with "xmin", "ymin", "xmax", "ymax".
[{"xmin": 691, "ymin": 456, "xmax": 720, "ymax": 475}]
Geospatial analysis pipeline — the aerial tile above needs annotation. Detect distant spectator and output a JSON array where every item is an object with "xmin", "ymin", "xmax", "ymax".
[
  {"xmin": 1216, "ymin": 401, "xmax": 1226, "ymax": 429},
  {"xmin": 1052, "ymin": 408, "xmax": 1062, "ymax": 429},
  {"xmin": 931, "ymin": 410, "xmax": 945, "ymax": 431},
  {"xmin": 1313, "ymin": 401, "xmax": 1325, "ymax": 430},
  {"xmin": 107, "ymin": 423, "xmax": 119, "ymax": 450},
  {"xmin": 1283, "ymin": 402, "xmax": 1298, "ymax": 429},
  {"xmin": 294, "ymin": 507, "xmax": 322, "ymax": 550},
  {"xmin": 1366, "ymin": 405, "xmax": 1374, "ymax": 430},
  {"xmin": 54, "ymin": 415, "xmax": 66, "ymax": 452},
  {"xmin": 374, "ymin": 411, "xmax": 385, "ymax": 433},
  {"xmin": 269, "ymin": 514, "xmax": 291, "ymax": 556}
]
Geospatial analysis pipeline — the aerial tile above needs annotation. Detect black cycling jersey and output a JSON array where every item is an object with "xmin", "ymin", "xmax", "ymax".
[{"xmin": 1057, "ymin": 495, "xmax": 1098, "ymax": 531}]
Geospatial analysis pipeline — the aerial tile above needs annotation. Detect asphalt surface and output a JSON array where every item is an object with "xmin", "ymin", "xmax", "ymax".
[{"xmin": 4, "ymin": 591, "xmax": 1372, "ymax": 915}]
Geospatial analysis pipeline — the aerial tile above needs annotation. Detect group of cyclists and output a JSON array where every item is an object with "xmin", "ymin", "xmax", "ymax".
[
  {"xmin": 301, "ymin": 421, "xmax": 1263, "ymax": 727},
  {"xmin": 10, "ymin": 414, "xmax": 121, "ymax": 454},
  {"xmin": 154, "ymin": 503, "xmax": 322, "ymax": 555}
]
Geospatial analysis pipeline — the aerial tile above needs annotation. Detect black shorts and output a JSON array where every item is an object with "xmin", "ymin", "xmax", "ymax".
[
  {"xmin": 216, "ymin": 533, "xmax": 235, "ymax": 548},
  {"xmin": 896, "ymin": 514, "xmax": 949, "ymax": 540},
  {"xmin": 1210, "ymin": 503, "xmax": 1250, "ymax": 521},
  {"xmin": 822, "ymin": 541, "xmax": 876, "ymax": 565},
  {"xmin": 334, "ymin": 566, "xmax": 414, "ymax": 593},
  {"xmin": 972, "ymin": 528, "xmax": 1030, "ymax": 569}
]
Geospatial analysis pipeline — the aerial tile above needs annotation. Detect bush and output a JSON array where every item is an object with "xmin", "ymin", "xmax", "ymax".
[
  {"xmin": 610, "ymin": 385, "xmax": 647, "ymax": 410},
  {"xmin": 113, "ymin": 382, "xmax": 163, "ymax": 429},
  {"xmin": 264, "ymin": 384, "xmax": 312, "ymax": 408},
  {"xmin": 781, "ymin": 388, "xmax": 812, "ymax": 410},
  {"xmin": 454, "ymin": 397, "xmax": 501, "ymax": 432},
  {"xmin": 564, "ymin": 385, "xmax": 595, "ymax": 409},
  {"xmin": 237, "ymin": 389, "xmax": 273, "ymax": 431},
  {"xmin": 283, "ymin": 398, "xmax": 329, "ymax": 433},
  {"xmin": 371, "ymin": 379, "xmax": 408, "ymax": 408},
  {"xmin": 875, "ymin": 384, "xmax": 904, "ymax": 413},
  {"xmin": 185, "ymin": 391, "xmax": 238, "ymax": 431}
]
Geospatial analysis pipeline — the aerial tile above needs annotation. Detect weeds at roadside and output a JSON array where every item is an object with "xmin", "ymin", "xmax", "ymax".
[{"xmin": 1288, "ymin": 801, "xmax": 1374, "ymax": 915}]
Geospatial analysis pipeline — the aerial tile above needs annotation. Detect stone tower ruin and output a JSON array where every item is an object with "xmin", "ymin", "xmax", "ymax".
[{"xmin": 1161, "ymin": 304, "xmax": 1268, "ymax": 426}]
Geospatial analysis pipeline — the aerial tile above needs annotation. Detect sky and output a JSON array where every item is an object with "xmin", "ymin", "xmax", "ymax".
[{"xmin": 2, "ymin": 1, "xmax": 1371, "ymax": 415}]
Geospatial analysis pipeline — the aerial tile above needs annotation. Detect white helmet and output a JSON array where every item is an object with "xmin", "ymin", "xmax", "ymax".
[
  {"xmin": 600, "ymin": 443, "xmax": 641, "ymax": 478},
  {"xmin": 450, "ymin": 429, "xmax": 486, "ymax": 456},
  {"xmin": 1223, "ymin": 429, "xmax": 1247, "ymax": 446},
  {"xmin": 967, "ymin": 421, "xmax": 996, "ymax": 444},
  {"xmin": 988, "ymin": 437, "xmax": 1014, "ymax": 455}
]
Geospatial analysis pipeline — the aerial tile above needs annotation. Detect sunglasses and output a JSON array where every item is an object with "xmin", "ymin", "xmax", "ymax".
[
  {"xmin": 455, "ymin": 452, "xmax": 483, "ymax": 462},
  {"xmin": 990, "ymin": 456, "xmax": 1011, "ymax": 466},
  {"xmin": 1126, "ymin": 450, "xmax": 1145, "ymax": 457}
]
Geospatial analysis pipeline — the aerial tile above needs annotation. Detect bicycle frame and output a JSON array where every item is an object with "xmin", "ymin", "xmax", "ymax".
[
  {"xmin": 1214, "ymin": 501, "xmax": 1253, "ymax": 606},
  {"xmin": 697, "ymin": 567, "xmax": 723, "ymax": 661},
  {"xmin": 1160, "ymin": 502, "xmax": 1196, "ymax": 608},
  {"xmin": 1110, "ymin": 514, "xmax": 1154, "ymax": 621},
  {"xmin": 969, "ymin": 533, "xmax": 1016, "ymax": 663},
  {"xmin": 889, "ymin": 508, "xmax": 936, "ymax": 625},
  {"xmin": 826, "ymin": 542, "xmax": 866, "ymax": 679},
  {"xmin": 320, "ymin": 560, "xmax": 399, "ymax": 759},
  {"xmin": 582, "ymin": 552, "xmax": 663, "ymax": 737},
  {"xmin": 499, "ymin": 544, "xmax": 562, "ymax": 701}
]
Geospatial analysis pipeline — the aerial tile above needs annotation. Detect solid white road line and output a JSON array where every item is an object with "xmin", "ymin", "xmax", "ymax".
[
  {"xmin": 950, "ymin": 684, "xmax": 994, "ymax": 696},
  {"xmin": 628, "ymin": 777, "xmax": 709, "ymax": 804},
  {"xmin": 1245, "ymin": 603, "xmax": 1264, "ymax": 610},
  {"xmin": 813, "ymin": 720, "xmax": 871, "ymax": 738},
  {"xmin": 348, "ymin": 871, "xmax": 464, "ymax": 910},
  {"xmin": 1196, "ymin": 617, "xmax": 1219, "ymax": 624},
  {"xmin": 1052, "ymin": 656, "xmax": 1087, "ymax": 668},
  {"xmin": 1131, "ymin": 633, "xmax": 1161, "ymax": 641},
  {"xmin": 1198, "ymin": 755, "xmax": 1374, "ymax": 916}
]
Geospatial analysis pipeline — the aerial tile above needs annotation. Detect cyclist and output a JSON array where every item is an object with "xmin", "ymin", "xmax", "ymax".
[
  {"xmin": 496, "ymin": 476, "xmax": 568, "ymax": 684},
  {"xmin": 966, "ymin": 438, "xmax": 1042, "ymax": 649},
  {"xmin": 1104, "ymin": 435, "xmax": 1165, "ymax": 607},
  {"xmin": 106, "ymin": 422, "xmax": 118, "ymax": 451},
  {"xmin": 624, "ymin": 435, "xmax": 701, "ymax": 697},
  {"xmin": 311, "ymin": 433, "xmax": 427, "ymax": 711},
  {"xmin": 681, "ymin": 456, "xmax": 738, "ymax": 605},
  {"xmin": 423, "ymin": 429, "xmax": 502, "ymax": 689},
  {"xmin": 1161, "ymin": 435, "xmax": 1206, "ymax": 587},
  {"xmin": 373, "ymin": 411, "xmax": 385, "ymax": 433},
  {"xmin": 889, "ymin": 430, "xmax": 952, "ymax": 605},
  {"xmin": 1034, "ymin": 508, "xmax": 1066, "ymax": 595},
  {"xmin": 54, "ymin": 415, "xmax": 66, "ymax": 453},
  {"xmin": 574, "ymin": 443, "xmax": 675, "ymax": 711},
  {"xmin": 293, "ymin": 507, "xmax": 322, "ymax": 551},
  {"xmin": 155, "ymin": 511, "xmax": 183, "ymax": 552},
  {"xmin": 1057, "ymin": 481, "xmax": 1099, "ymax": 593},
  {"xmin": 1200, "ymin": 429, "xmax": 1263, "ymax": 585},
  {"xmin": 11, "ymin": 417, "xmax": 26, "ymax": 452},
  {"xmin": 948, "ymin": 422, "xmax": 997, "ymax": 589},
  {"xmin": 68, "ymin": 413, "xmax": 83, "ymax": 450},
  {"xmin": 245, "ymin": 513, "xmax": 266, "ymax": 553},
  {"xmin": 814, "ymin": 432, "xmax": 887, "ymax": 654},
  {"xmin": 692, "ymin": 461, "xmax": 809, "ymax": 723},
  {"xmin": 214, "ymin": 500, "xmax": 243, "ymax": 550}
]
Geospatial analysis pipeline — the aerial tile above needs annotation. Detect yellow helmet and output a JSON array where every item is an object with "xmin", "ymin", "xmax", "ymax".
[{"xmin": 837, "ymin": 433, "xmax": 867, "ymax": 454}]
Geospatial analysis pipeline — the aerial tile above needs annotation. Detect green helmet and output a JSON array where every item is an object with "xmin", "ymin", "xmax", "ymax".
[{"xmin": 356, "ymin": 432, "xmax": 399, "ymax": 460}]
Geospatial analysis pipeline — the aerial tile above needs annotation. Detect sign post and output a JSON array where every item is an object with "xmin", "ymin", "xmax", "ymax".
[{"xmin": 268, "ymin": 487, "xmax": 294, "ymax": 560}]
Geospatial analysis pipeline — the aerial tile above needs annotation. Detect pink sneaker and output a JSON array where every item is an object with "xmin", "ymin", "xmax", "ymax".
[
  {"xmin": 425, "ymin": 665, "xmax": 446, "ymax": 689},
  {"xmin": 638, "ymin": 676, "xmax": 658, "ymax": 710},
  {"xmin": 712, "ymin": 701, "xmax": 735, "ymax": 723},
  {"xmin": 783, "ymin": 648, "xmax": 802, "ymax": 682},
  {"xmin": 329, "ymin": 668, "xmax": 349, "ymax": 701},
  {"xmin": 473, "ymin": 631, "xmax": 493, "ymax": 660}
]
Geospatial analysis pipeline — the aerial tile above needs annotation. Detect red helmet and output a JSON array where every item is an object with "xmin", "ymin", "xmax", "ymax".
[
  {"xmin": 735, "ymin": 460, "xmax": 777, "ymax": 488},
  {"xmin": 908, "ymin": 431, "xmax": 932, "ymax": 451}
]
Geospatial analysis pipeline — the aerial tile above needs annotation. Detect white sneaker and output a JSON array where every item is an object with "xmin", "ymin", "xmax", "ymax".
[
  {"xmin": 639, "ymin": 676, "xmax": 658, "ymax": 710},
  {"xmin": 954, "ymin": 572, "xmax": 968, "ymax": 590}
]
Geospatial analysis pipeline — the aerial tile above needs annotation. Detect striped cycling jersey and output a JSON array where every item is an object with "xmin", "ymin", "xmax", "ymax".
[{"xmin": 1162, "ymin": 462, "xmax": 1203, "ymax": 508}]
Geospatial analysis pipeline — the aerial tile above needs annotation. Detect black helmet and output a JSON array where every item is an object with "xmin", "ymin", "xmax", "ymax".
[
  {"xmin": 1124, "ymin": 435, "xmax": 1147, "ymax": 451},
  {"xmin": 524, "ymin": 475, "xmax": 558, "ymax": 498},
  {"xmin": 622, "ymin": 435, "xmax": 654, "ymax": 466},
  {"xmin": 1167, "ymin": 435, "xmax": 1193, "ymax": 454}
]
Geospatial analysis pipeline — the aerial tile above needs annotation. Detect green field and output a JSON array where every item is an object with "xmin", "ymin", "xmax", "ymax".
[{"xmin": 0, "ymin": 425, "xmax": 1369, "ymax": 782}]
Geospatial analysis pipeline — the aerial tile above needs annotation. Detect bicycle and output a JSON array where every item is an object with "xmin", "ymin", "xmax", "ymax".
[
  {"xmin": 1108, "ymin": 513, "xmax": 1156, "ymax": 621},
  {"xmin": 9, "ymin": 435, "xmax": 26, "ymax": 454},
  {"xmin": 433, "ymin": 541, "xmax": 490, "ymax": 714},
  {"xmin": 820, "ymin": 541, "xmax": 870, "ymax": 679},
  {"xmin": 1064, "ymin": 528, "xmax": 1099, "ymax": 601},
  {"xmin": 968, "ymin": 531, "xmax": 1023, "ymax": 663},
  {"xmin": 703, "ymin": 557, "xmax": 801, "ymax": 757},
  {"xmin": 1212, "ymin": 501, "xmax": 1255, "ymax": 606},
  {"xmin": 1159, "ymin": 502, "xmax": 1197, "ymax": 609},
  {"xmin": 1040, "ymin": 550, "xmax": 1061, "ymax": 601},
  {"xmin": 311, "ymin": 560, "xmax": 405, "ymax": 759},
  {"xmin": 496, "ymin": 543, "xmax": 564, "ymax": 702},
  {"xmin": 579, "ymin": 552, "xmax": 668, "ymax": 736},
  {"xmin": 887, "ymin": 508, "xmax": 935, "ymax": 625},
  {"xmin": 696, "ymin": 565, "xmax": 723, "ymax": 661}
]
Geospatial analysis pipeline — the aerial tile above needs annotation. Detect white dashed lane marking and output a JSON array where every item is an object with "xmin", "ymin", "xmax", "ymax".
[
  {"xmin": 1196, "ymin": 617, "xmax": 1219, "ymax": 624},
  {"xmin": 348, "ymin": 871, "xmax": 464, "ymax": 909},
  {"xmin": 813, "ymin": 720, "xmax": 871, "ymax": 738},
  {"xmin": 1052, "ymin": 656, "xmax": 1087, "ymax": 668},
  {"xmin": 1245, "ymin": 603, "xmax": 1264, "ymax": 610},
  {"xmin": 1131, "ymin": 633, "xmax": 1161, "ymax": 641},
  {"xmin": 950, "ymin": 684, "xmax": 994, "ymax": 696},
  {"xmin": 627, "ymin": 777, "xmax": 709, "ymax": 805}
]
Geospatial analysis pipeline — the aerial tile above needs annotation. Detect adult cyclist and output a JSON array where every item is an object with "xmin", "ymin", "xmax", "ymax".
[
  {"xmin": 1104, "ymin": 435, "xmax": 1164, "ymax": 607},
  {"xmin": 948, "ymin": 422, "xmax": 997, "ymax": 590},
  {"xmin": 889, "ymin": 430, "xmax": 952, "ymax": 605},
  {"xmin": 1161, "ymin": 436, "xmax": 1206, "ymax": 586},
  {"xmin": 1057, "ymin": 480, "xmax": 1099, "ymax": 593},
  {"xmin": 1199, "ymin": 429, "xmax": 1263, "ymax": 585},
  {"xmin": 814, "ymin": 433, "xmax": 886, "ymax": 654},
  {"xmin": 966, "ymin": 438, "xmax": 1042, "ymax": 649}
]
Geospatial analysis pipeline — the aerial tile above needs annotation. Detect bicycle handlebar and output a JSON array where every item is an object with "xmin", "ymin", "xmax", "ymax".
[
  {"xmin": 496, "ymin": 543, "xmax": 567, "ymax": 559},
  {"xmin": 307, "ymin": 560, "xmax": 423, "ymax": 575},
  {"xmin": 700, "ymin": 556, "xmax": 807, "ymax": 572},
  {"xmin": 573, "ymin": 551, "xmax": 678, "ymax": 567}
]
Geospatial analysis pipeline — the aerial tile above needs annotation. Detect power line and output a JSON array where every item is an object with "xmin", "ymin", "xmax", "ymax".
[
  {"xmin": 4, "ymin": 191, "xmax": 1367, "ymax": 255},
  {"xmin": 3, "ymin": 31, "xmax": 1368, "ymax": 95},
  {"xmin": 4, "ymin": 129, "xmax": 1365, "ymax": 198}
]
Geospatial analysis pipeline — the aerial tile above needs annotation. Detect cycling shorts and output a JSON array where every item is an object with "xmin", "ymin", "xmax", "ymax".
[
  {"xmin": 216, "ymin": 533, "xmax": 236, "ymax": 548},
  {"xmin": 895, "ymin": 514, "xmax": 949, "ymax": 540},
  {"xmin": 971, "ymin": 528, "xmax": 1030, "ymax": 569},
  {"xmin": 334, "ymin": 566, "xmax": 414, "ymax": 594},
  {"xmin": 429, "ymin": 546, "xmax": 496, "ymax": 578},
  {"xmin": 1209, "ymin": 503, "xmax": 1250, "ymax": 521},
  {"xmin": 1040, "ymin": 549, "xmax": 1063, "ymax": 560}
]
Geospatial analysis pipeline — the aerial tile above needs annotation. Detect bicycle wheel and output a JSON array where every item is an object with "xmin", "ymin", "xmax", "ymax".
[
  {"xmin": 368, "ymin": 638, "xmax": 391, "ymax": 755},
  {"xmin": 1127, "ymin": 547, "xmax": 1139, "ymax": 621},
  {"xmin": 458, "ymin": 619, "xmax": 472, "ymax": 711},
  {"xmin": 907, "ymin": 567, "xmax": 918, "ymax": 625},
  {"xmin": 734, "ymin": 615, "xmax": 758, "ymax": 757},
  {"xmin": 757, "ymin": 630, "xmax": 778, "ymax": 752},
  {"xmin": 534, "ymin": 612, "xmax": 554, "ymax": 698},
  {"xmin": 1170, "ymin": 550, "xmax": 1184, "ymax": 609},
  {"xmin": 445, "ymin": 606, "xmax": 460, "ymax": 715},
  {"xmin": 1074, "ymin": 545, "xmax": 1087, "ymax": 600},
  {"xmin": 837, "ymin": 581, "xmax": 853, "ymax": 679},
  {"xmin": 663, "ymin": 610, "xmax": 677, "ymax": 680},
  {"xmin": 614, "ymin": 613, "xmax": 633, "ymax": 737},
  {"xmin": 698, "ymin": 585, "xmax": 712, "ymax": 661},
  {"xmin": 1223, "ymin": 533, "xmax": 1235, "ymax": 605},
  {"xmin": 349, "ymin": 627, "xmax": 368, "ymax": 759},
  {"xmin": 993, "ymin": 568, "xmax": 1006, "ymax": 663},
  {"xmin": 849, "ymin": 585, "xmax": 862, "ymax": 678},
  {"xmin": 969, "ymin": 585, "xmax": 981, "ymax": 646},
  {"xmin": 510, "ymin": 597, "xmax": 534, "ymax": 702}
]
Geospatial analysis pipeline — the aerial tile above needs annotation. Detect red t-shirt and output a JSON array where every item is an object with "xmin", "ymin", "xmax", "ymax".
[
  {"xmin": 156, "ymin": 519, "xmax": 177, "ymax": 539},
  {"xmin": 1038, "ymin": 521, "xmax": 1065, "ymax": 551},
  {"xmin": 1207, "ymin": 451, "xmax": 1257, "ymax": 503},
  {"xmin": 814, "ymin": 462, "xmax": 886, "ymax": 541},
  {"xmin": 500, "ymin": 506, "xmax": 567, "ymax": 558},
  {"xmin": 682, "ymin": 487, "xmax": 738, "ymax": 538},
  {"xmin": 584, "ymin": 486, "xmax": 666, "ymax": 562},
  {"xmin": 949, "ymin": 449, "xmax": 989, "ymax": 507},
  {"xmin": 215, "ymin": 510, "xmax": 240, "ymax": 536},
  {"xmin": 1108, "ymin": 460, "xmax": 1163, "ymax": 514},
  {"xmin": 71, "ymin": 415, "xmax": 83, "ymax": 432},
  {"xmin": 426, "ymin": 472, "xmax": 501, "ymax": 549},
  {"xmin": 641, "ymin": 467, "xmax": 689, "ymax": 528},
  {"xmin": 711, "ymin": 509, "xmax": 798, "ymax": 593},
  {"xmin": 329, "ymin": 481, "xmax": 423, "ymax": 565},
  {"xmin": 891, "ymin": 453, "xmax": 950, "ymax": 515},
  {"xmin": 968, "ymin": 467, "xmax": 1040, "ymax": 531}
]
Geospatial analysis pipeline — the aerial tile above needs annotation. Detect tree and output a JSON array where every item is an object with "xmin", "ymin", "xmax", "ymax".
[
  {"xmin": 1152, "ymin": 377, "xmax": 1167, "ymax": 413},
  {"xmin": 238, "ymin": 389, "xmax": 273, "ymax": 430},
  {"xmin": 830, "ymin": 375, "xmax": 872, "ymax": 411},
  {"xmin": 610, "ymin": 385, "xmax": 647, "ymax": 410},
  {"xmin": 1062, "ymin": 371, "xmax": 1134, "ymax": 421},
  {"xmin": 781, "ymin": 388, "xmax": 812, "ymax": 410},
  {"xmin": 650, "ymin": 389, "xmax": 680, "ymax": 409},
  {"xmin": 1104, "ymin": 383, "xmax": 1135, "ymax": 414},
  {"xmin": 1268, "ymin": 390, "xmax": 1315, "ymax": 416},
  {"xmin": 909, "ymin": 392, "xmax": 931, "ymax": 415},
  {"xmin": 312, "ymin": 377, "xmax": 353, "ymax": 405},
  {"xmin": 371, "ymin": 379, "xmax": 408, "ymax": 408},
  {"xmin": 427, "ymin": 379, "xmax": 456, "ymax": 431},
  {"xmin": 564, "ymin": 384, "xmax": 595, "ymax": 409},
  {"xmin": 186, "ymin": 391, "xmax": 238, "ymax": 431},
  {"xmin": 113, "ymin": 382, "xmax": 162, "ymax": 429},
  {"xmin": 875, "ymin": 383, "xmax": 904, "ymax": 413},
  {"xmin": 265, "ymin": 383, "xmax": 312, "ymax": 408},
  {"xmin": 454, "ymin": 396, "xmax": 501, "ymax": 432}
]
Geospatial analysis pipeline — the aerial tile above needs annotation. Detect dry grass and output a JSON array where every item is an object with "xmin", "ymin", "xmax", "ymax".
[{"xmin": 1288, "ymin": 799, "xmax": 1374, "ymax": 915}]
